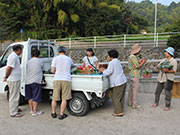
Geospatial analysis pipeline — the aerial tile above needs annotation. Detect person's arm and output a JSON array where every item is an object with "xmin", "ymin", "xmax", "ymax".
[
  {"xmin": 131, "ymin": 55, "xmax": 146, "ymax": 69},
  {"xmin": 95, "ymin": 61, "xmax": 99, "ymax": 69},
  {"xmin": 162, "ymin": 68, "xmax": 175, "ymax": 73},
  {"xmin": 163, "ymin": 59, "xmax": 177, "ymax": 73},
  {"xmin": 138, "ymin": 59, "xmax": 146, "ymax": 69},
  {"xmin": 102, "ymin": 63, "xmax": 113, "ymax": 77},
  {"xmin": 51, "ymin": 58, "xmax": 56, "ymax": 74},
  {"xmin": 82, "ymin": 56, "xmax": 86, "ymax": 67},
  {"xmin": 71, "ymin": 60, "xmax": 75, "ymax": 68},
  {"xmin": 3, "ymin": 66, "xmax": 13, "ymax": 82},
  {"xmin": 51, "ymin": 67, "xmax": 56, "ymax": 74}
]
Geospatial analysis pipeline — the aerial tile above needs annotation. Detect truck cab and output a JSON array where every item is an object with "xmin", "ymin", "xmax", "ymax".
[{"xmin": 0, "ymin": 39, "xmax": 58, "ymax": 95}]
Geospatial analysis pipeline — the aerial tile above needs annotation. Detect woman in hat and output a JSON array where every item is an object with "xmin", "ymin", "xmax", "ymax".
[
  {"xmin": 153, "ymin": 47, "xmax": 177, "ymax": 111},
  {"xmin": 128, "ymin": 44, "xmax": 146, "ymax": 109}
]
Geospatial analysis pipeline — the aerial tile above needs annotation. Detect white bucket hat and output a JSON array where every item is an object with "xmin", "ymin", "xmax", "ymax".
[{"xmin": 164, "ymin": 47, "xmax": 174, "ymax": 56}]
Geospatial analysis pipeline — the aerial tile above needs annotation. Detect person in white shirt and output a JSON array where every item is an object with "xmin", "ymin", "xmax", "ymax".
[
  {"xmin": 82, "ymin": 48, "xmax": 99, "ymax": 69},
  {"xmin": 25, "ymin": 49, "xmax": 44, "ymax": 116},
  {"xmin": 51, "ymin": 46, "xmax": 74, "ymax": 120},
  {"xmin": 100, "ymin": 50, "xmax": 127, "ymax": 117},
  {"xmin": 3, "ymin": 45, "xmax": 23, "ymax": 117}
]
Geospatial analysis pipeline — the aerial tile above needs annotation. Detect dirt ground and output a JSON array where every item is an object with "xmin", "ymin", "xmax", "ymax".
[{"xmin": 0, "ymin": 93, "xmax": 180, "ymax": 135}]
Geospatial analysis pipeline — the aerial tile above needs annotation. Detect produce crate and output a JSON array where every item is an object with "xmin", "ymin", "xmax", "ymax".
[
  {"xmin": 172, "ymin": 81, "xmax": 180, "ymax": 98},
  {"xmin": 79, "ymin": 69, "xmax": 93, "ymax": 74},
  {"xmin": 143, "ymin": 73, "xmax": 152, "ymax": 78}
]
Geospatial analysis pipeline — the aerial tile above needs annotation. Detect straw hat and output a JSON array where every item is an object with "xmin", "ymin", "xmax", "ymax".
[{"xmin": 131, "ymin": 44, "xmax": 142, "ymax": 55}]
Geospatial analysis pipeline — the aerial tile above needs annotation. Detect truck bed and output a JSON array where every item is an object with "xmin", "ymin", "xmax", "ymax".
[{"xmin": 43, "ymin": 74, "xmax": 110, "ymax": 97}]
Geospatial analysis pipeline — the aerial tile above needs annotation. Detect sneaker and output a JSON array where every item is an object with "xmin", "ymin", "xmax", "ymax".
[
  {"xmin": 32, "ymin": 111, "xmax": 44, "ymax": 116},
  {"xmin": 132, "ymin": 105, "xmax": 141, "ymax": 109},
  {"xmin": 30, "ymin": 111, "xmax": 33, "ymax": 114},
  {"xmin": 51, "ymin": 113, "xmax": 57, "ymax": 118}
]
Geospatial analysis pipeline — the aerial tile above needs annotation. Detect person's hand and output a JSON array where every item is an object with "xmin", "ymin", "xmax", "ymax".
[
  {"xmin": 162, "ymin": 68, "xmax": 169, "ymax": 73},
  {"xmin": 3, "ymin": 77, "xmax": 7, "ymax": 82},
  {"xmin": 143, "ymin": 59, "xmax": 147, "ymax": 64},
  {"xmin": 99, "ymin": 67, "xmax": 105, "ymax": 73}
]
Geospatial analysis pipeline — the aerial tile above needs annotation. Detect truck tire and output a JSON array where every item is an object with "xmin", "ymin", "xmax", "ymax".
[
  {"xmin": 19, "ymin": 94, "xmax": 27, "ymax": 105},
  {"xmin": 67, "ymin": 93, "xmax": 89, "ymax": 116}
]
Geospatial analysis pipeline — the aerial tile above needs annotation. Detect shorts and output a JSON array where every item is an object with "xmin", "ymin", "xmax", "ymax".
[
  {"xmin": 25, "ymin": 83, "xmax": 42, "ymax": 102},
  {"xmin": 52, "ymin": 80, "xmax": 72, "ymax": 101}
]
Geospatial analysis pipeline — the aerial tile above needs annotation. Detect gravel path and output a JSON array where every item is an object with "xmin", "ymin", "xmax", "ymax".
[{"xmin": 0, "ymin": 93, "xmax": 180, "ymax": 135}]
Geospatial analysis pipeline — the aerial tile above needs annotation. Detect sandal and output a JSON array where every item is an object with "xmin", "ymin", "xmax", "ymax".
[
  {"xmin": 59, "ymin": 114, "xmax": 68, "ymax": 120},
  {"xmin": 152, "ymin": 104, "xmax": 158, "ymax": 108},
  {"xmin": 164, "ymin": 107, "xmax": 170, "ymax": 111},
  {"xmin": 112, "ymin": 113, "xmax": 124, "ymax": 117},
  {"xmin": 11, "ymin": 113, "xmax": 23, "ymax": 117},
  {"xmin": 18, "ymin": 108, "xmax": 22, "ymax": 112}
]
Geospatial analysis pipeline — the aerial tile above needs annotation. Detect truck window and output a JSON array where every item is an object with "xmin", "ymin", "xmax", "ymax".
[
  {"xmin": 0, "ymin": 46, "xmax": 23, "ymax": 68},
  {"xmin": 0, "ymin": 47, "xmax": 13, "ymax": 68},
  {"xmin": 31, "ymin": 46, "xmax": 54, "ymax": 58}
]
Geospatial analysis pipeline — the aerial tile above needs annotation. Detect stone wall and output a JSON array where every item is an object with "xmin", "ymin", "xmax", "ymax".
[
  {"xmin": 67, "ymin": 46, "xmax": 180, "ymax": 73},
  {"xmin": 0, "ymin": 41, "xmax": 180, "ymax": 73}
]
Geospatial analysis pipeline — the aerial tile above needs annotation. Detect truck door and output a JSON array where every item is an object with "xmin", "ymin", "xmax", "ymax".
[{"xmin": 0, "ymin": 46, "xmax": 13, "ymax": 93}]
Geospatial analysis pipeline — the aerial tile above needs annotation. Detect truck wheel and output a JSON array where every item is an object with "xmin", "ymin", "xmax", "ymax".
[
  {"xmin": 67, "ymin": 93, "xmax": 89, "ymax": 116},
  {"xmin": 19, "ymin": 94, "xmax": 27, "ymax": 105},
  {"xmin": 6, "ymin": 90, "xmax": 9, "ymax": 101}
]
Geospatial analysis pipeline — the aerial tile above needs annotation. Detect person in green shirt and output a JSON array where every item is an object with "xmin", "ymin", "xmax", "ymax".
[{"xmin": 128, "ymin": 44, "xmax": 146, "ymax": 109}]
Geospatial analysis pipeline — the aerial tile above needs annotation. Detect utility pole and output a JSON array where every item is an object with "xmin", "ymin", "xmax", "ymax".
[{"xmin": 154, "ymin": 0, "xmax": 157, "ymax": 47}]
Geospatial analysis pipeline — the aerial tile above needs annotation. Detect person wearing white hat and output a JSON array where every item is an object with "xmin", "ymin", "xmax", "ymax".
[
  {"xmin": 153, "ymin": 47, "xmax": 177, "ymax": 111},
  {"xmin": 128, "ymin": 44, "xmax": 146, "ymax": 109}
]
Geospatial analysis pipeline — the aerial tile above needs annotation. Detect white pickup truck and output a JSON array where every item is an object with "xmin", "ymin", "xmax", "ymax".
[{"xmin": 0, "ymin": 39, "xmax": 110, "ymax": 116}]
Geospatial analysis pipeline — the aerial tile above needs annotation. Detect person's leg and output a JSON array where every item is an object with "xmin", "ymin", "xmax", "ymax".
[
  {"xmin": 8, "ymin": 81, "xmax": 21, "ymax": 116},
  {"xmin": 164, "ymin": 89, "xmax": 171, "ymax": 109},
  {"xmin": 128, "ymin": 78, "xmax": 133, "ymax": 106},
  {"xmin": 28, "ymin": 99, "xmax": 33, "ymax": 112},
  {"xmin": 60, "ymin": 100, "xmax": 67, "ymax": 115},
  {"xmin": 112, "ymin": 85, "xmax": 125, "ymax": 114},
  {"xmin": 120, "ymin": 83, "xmax": 126, "ymax": 112},
  {"xmin": 33, "ymin": 101, "xmax": 38, "ymax": 113},
  {"xmin": 154, "ymin": 82, "xmax": 164, "ymax": 106},
  {"xmin": 60, "ymin": 81, "xmax": 72, "ymax": 117},
  {"xmin": 164, "ymin": 80, "xmax": 173, "ymax": 110},
  {"xmin": 51, "ymin": 81, "xmax": 61, "ymax": 115},
  {"xmin": 32, "ymin": 83, "xmax": 42, "ymax": 114},
  {"xmin": 132, "ymin": 77, "xmax": 140, "ymax": 106},
  {"xmin": 25, "ymin": 84, "xmax": 33, "ymax": 113},
  {"xmin": 51, "ymin": 100, "xmax": 57, "ymax": 113}
]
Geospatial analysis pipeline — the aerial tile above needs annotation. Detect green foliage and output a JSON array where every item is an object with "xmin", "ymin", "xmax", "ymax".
[
  {"xmin": 127, "ymin": 0, "xmax": 180, "ymax": 33},
  {"xmin": 167, "ymin": 34, "xmax": 180, "ymax": 50},
  {"xmin": 0, "ymin": 0, "xmax": 148, "ymax": 40}
]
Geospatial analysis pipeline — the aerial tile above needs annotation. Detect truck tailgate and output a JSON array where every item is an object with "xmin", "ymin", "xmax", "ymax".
[{"xmin": 43, "ymin": 74, "xmax": 109, "ymax": 93}]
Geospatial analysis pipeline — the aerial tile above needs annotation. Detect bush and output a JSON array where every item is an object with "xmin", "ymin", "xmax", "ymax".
[{"xmin": 167, "ymin": 34, "xmax": 180, "ymax": 57}]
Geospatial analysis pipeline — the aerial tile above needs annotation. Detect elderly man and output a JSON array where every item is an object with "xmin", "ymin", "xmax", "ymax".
[
  {"xmin": 3, "ymin": 45, "xmax": 23, "ymax": 117},
  {"xmin": 51, "ymin": 46, "xmax": 74, "ymax": 120},
  {"xmin": 25, "ymin": 49, "xmax": 44, "ymax": 116}
]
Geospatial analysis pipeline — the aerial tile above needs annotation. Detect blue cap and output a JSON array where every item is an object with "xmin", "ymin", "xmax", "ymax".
[{"xmin": 164, "ymin": 47, "xmax": 174, "ymax": 56}]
